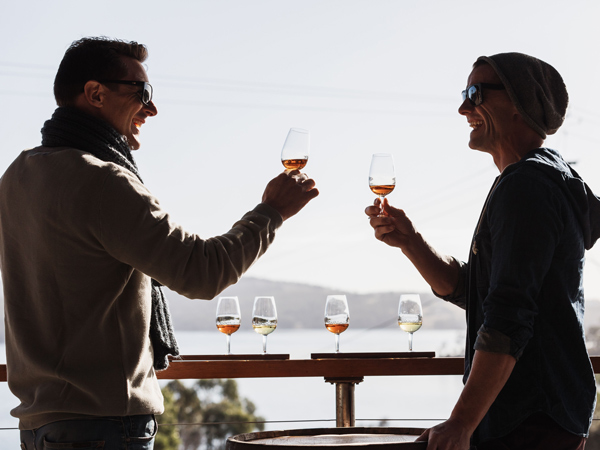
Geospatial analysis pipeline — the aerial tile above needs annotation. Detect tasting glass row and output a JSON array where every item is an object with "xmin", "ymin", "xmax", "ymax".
[{"xmin": 215, "ymin": 294, "xmax": 422, "ymax": 354}]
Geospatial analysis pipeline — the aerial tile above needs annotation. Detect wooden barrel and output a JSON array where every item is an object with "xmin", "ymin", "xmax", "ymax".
[{"xmin": 226, "ymin": 427, "xmax": 427, "ymax": 450}]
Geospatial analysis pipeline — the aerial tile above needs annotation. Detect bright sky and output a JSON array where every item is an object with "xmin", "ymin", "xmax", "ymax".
[{"xmin": 1, "ymin": 0, "xmax": 600, "ymax": 298}]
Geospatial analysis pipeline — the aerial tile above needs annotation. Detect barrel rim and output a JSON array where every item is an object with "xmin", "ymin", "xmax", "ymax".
[{"xmin": 226, "ymin": 427, "xmax": 427, "ymax": 449}]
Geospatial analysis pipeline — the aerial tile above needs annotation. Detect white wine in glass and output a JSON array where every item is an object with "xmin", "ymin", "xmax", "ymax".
[
  {"xmin": 398, "ymin": 294, "xmax": 423, "ymax": 351},
  {"xmin": 215, "ymin": 296, "xmax": 241, "ymax": 355},
  {"xmin": 252, "ymin": 296, "xmax": 277, "ymax": 354},
  {"xmin": 369, "ymin": 153, "xmax": 396, "ymax": 213},
  {"xmin": 324, "ymin": 295, "xmax": 349, "ymax": 353},
  {"xmin": 281, "ymin": 128, "xmax": 310, "ymax": 171}
]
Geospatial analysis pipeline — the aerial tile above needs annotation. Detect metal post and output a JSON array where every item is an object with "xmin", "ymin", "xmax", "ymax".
[{"xmin": 325, "ymin": 377, "xmax": 364, "ymax": 427}]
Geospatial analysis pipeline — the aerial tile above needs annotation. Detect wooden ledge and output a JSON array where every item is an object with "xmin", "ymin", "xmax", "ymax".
[{"xmin": 3, "ymin": 357, "xmax": 600, "ymax": 382}]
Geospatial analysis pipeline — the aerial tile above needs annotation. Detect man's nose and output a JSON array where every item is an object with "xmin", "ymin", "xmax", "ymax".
[
  {"xmin": 144, "ymin": 100, "xmax": 158, "ymax": 117},
  {"xmin": 458, "ymin": 98, "xmax": 472, "ymax": 116}
]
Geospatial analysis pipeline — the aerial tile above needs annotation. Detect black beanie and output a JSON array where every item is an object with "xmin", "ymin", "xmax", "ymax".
[{"xmin": 475, "ymin": 53, "xmax": 568, "ymax": 139}]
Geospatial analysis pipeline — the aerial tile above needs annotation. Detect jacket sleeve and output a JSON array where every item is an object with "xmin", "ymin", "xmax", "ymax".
[
  {"xmin": 432, "ymin": 257, "xmax": 468, "ymax": 310},
  {"xmin": 474, "ymin": 172, "xmax": 563, "ymax": 360},
  {"xmin": 96, "ymin": 166, "xmax": 283, "ymax": 300}
]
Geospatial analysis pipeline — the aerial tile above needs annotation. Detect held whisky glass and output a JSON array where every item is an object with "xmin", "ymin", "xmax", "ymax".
[
  {"xmin": 369, "ymin": 153, "xmax": 396, "ymax": 214},
  {"xmin": 281, "ymin": 128, "xmax": 310, "ymax": 171}
]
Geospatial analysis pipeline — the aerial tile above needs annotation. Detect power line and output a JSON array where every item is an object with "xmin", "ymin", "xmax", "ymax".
[
  {"xmin": 157, "ymin": 98, "xmax": 453, "ymax": 116},
  {"xmin": 0, "ymin": 62, "xmax": 55, "ymax": 70},
  {"xmin": 0, "ymin": 87, "xmax": 456, "ymax": 116},
  {"xmin": 0, "ymin": 61, "xmax": 455, "ymax": 104},
  {"xmin": 0, "ymin": 71, "xmax": 54, "ymax": 79},
  {"xmin": 1, "ymin": 61, "xmax": 598, "ymax": 123},
  {"xmin": 0, "ymin": 418, "xmax": 434, "ymax": 432},
  {"xmin": 160, "ymin": 419, "xmax": 336, "ymax": 427},
  {"xmin": 403, "ymin": 166, "xmax": 497, "ymax": 216},
  {"xmin": 154, "ymin": 75, "xmax": 455, "ymax": 104},
  {"xmin": 563, "ymin": 131, "xmax": 598, "ymax": 145},
  {"xmin": 569, "ymin": 106, "xmax": 600, "ymax": 121},
  {"xmin": 0, "ymin": 63, "xmax": 458, "ymax": 115},
  {"xmin": 413, "ymin": 189, "xmax": 488, "ymax": 228},
  {"xmin": 156, "ymin": 418, "xmax": 445, "ymax": 427},
  {"xmin": 0, "ymin": 90, "xmax": 52, "ymax": 99}
]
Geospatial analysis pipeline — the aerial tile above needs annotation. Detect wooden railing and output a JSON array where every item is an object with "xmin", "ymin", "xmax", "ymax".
[
  {"xmin": 156, "ymin": 355, "xmax": 466, "ymax": 379},
  {"xmin": 0, "ymin": 355, "xmax": 466, "ymax": 383},
  {"xmin": 5, "ymin": 355, "xmax": 600, "ymax": 381},
  {"xmin": 2, "ymin": 356, "xmax": 600, "ymax": 427}
]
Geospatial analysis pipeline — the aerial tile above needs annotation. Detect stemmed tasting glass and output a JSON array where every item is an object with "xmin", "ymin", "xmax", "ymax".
[
  {"xmin": 281, "ymin": 128, "xmax": 310, "ymax": 171},
  {"xmin": 398, "ymin": 294, "xmax": 423, "ymax": 351},
  {"xmin": 369, "ymin": 153, "xmax": 396, "ymax": 214},
  {"xmin": 252, "ymin": 296, "xmax": 278, "ymax": 354},
  {"xmin": 324, "ymin": 295, "xmax": 350, "ymax": 353},
  {"xmin": 215, "ymin": 296, "xmax": 241, "ymax": 355}
]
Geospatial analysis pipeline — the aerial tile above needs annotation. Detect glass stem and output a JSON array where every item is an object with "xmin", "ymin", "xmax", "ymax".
[
  {"xmin": 262, "ymin": 335, "xmax": 267, "ymax": 354},
  {"xmin": 408, "ymin": 332, "xmax": 413, "ymax": 352},
  {"xmin": 335, "ymin": 333, "xmax": 340, "ymax": 353},
  {"xmin": 226, "ymin": 334, "xmax": 231, "ymax": 355}
]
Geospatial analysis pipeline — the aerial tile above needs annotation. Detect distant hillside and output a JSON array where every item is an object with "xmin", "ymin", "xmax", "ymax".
[
  {"xmin": 3, "ymin": 279, "xmax": 600, "ymax": 343},
  {"xmin": 167, "ymin": 278, "xmax": 600, "ymax": 333},
  {"xmin": 165, "ymin": 277, "xmax": 466, "ymax": 332}
]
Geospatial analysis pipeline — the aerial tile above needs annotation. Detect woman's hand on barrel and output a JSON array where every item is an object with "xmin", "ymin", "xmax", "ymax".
[{"xmin": 416, "ymin": 418, "xmax": 472, "ymax": 450}]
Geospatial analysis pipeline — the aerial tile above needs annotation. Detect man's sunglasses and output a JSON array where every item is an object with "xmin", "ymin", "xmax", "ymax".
[
  {"xmin": 99, "ymin": 80, "xmax": 153, "ymax": 106},
  {"xmin": 462, "ymin": 83, "xmax": 505, "ymax": 106}
]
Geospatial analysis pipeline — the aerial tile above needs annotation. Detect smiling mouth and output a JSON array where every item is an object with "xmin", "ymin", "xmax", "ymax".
[
  {"xmin": 469, "ymin": 120, "xmax": 483, "ymax": 130},
  {"xmin": 132, "ymin": 118, "xmax": 143, "ymax": 129}
]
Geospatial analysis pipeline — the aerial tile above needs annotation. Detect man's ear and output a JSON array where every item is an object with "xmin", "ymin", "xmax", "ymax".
[{"xmin": 82, "ymin": 80, "xmax": 105, "ymax": 108}]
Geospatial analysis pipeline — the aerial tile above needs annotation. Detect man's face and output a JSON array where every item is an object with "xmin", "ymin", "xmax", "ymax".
[
  {"xmin": 99, "ymin": 57, "xmax": 157, "ymax": 150},
  {"xmin": 458, "ymin": 63, "xmax": 519, "ymax": 156}
]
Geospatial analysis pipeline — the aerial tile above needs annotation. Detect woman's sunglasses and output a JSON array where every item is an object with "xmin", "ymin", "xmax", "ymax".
[
  {"xmin": 99, "ymin": 80, "xmax": 153, "ymax": 106},
  {"xmin": 462, "ymin": 83, "xmax": 505, "ymax": 106}
]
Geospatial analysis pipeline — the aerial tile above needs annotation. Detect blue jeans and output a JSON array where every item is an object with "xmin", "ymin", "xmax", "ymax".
[{"xmin": 20, "ymin": 415, "xmax": 157, "ymax": 450}]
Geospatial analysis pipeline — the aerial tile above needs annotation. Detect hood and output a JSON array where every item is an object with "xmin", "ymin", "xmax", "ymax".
[{"xmin": 503, "ymin": 147, "xmax": 600, "ymax": 250}]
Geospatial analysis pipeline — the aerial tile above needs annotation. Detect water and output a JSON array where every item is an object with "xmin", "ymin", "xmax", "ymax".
[{"xmin": 0, "ymin": 328, "xmax": 465, "ymax": 448}]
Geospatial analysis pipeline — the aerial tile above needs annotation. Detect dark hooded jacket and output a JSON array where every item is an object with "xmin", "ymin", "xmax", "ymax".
[{"xmin": 439, "ymin": 147, "xmax": 600, "ymax": 445}]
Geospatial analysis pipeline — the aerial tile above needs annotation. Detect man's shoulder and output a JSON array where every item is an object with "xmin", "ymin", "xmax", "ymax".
[
  {"xmin": 500, "ymin": 156, "xmax": 564, "ymax": 192},
  {"xmin": 492, "ymin": 157, "xmax": 572, "ymax": 213},
  {"xmin": 505, "ymin": 148, "xmax": 571, "ymax": 184},
  {"xmin": 1, "ymin": 146, "xmax": 144, "ymax": 202},
  {"xmin": 20, "ymin": 146, "xmax": 139, "ymax": 180}
]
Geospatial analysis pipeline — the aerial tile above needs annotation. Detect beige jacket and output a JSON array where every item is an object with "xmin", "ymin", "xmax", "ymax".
[{"xmin": 0, "ymin": 147, "xmax": 282, "ymax": 430}]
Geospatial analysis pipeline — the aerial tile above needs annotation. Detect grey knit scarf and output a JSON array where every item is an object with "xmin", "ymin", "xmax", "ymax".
[{"xmin": 41, "ymin": 106, "xmax": 179, "ymax": 371}]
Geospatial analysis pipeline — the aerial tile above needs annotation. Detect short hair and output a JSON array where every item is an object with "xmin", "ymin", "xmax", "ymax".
[{"xmin": 54, "ymin": 37, "xmax": 148, "ymax": 107}]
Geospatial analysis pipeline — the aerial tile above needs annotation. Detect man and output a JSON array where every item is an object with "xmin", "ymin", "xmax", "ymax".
[
  {"xmin": 367, "ymin": 53, "xmax": 600, "ymax": 449},
  {"xmin": 0, "ymin": 37, "xmax": 318, "ymax": 448}
]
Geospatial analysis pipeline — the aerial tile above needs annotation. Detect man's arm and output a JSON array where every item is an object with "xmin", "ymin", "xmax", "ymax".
[
  {"xmin": 418, "ymin": 350, "xmax": 516, "ymax": 450},
  {"xmin": 98, "ymin": 168, "xmax": 318, "ymax": 300},
  {"xmin": 365, "ymin": 198, "xmax": 461, "ymax": 296}
]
